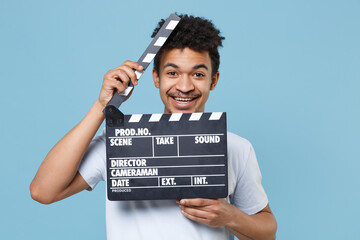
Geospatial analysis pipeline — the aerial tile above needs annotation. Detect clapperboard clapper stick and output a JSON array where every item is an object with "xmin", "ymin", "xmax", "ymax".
[
  {"xmin": 104, "ymin": 13, "xmax": 181, "ymax": 122},
  {"xmin": 104, "ymin": 14, "xmax": 228, "ymax": 201}
]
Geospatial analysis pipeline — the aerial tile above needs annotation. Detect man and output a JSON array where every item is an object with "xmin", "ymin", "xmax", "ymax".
[{"xmin": 30, "ymin": 15, "xmax": 277, "ymax": 240}]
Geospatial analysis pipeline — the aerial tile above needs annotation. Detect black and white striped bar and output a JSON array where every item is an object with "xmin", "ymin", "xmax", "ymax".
[
  {"xmin": 106, "ymin": 112, "xmax": 228, "ymax": 201},
  {"xmin": 106, "ymin": 13, "xmax": 181, "ymax": 110}
]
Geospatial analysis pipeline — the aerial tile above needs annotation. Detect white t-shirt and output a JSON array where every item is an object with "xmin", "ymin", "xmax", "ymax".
[{"xmin": 79, "ymin": 129, "xmax": 268, "ymax": 240}]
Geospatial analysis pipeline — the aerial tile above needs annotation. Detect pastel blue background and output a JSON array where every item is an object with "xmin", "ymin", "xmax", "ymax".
[{"xmin": 1, "ymin": 0, "xmax": 359, "ymax": 239}]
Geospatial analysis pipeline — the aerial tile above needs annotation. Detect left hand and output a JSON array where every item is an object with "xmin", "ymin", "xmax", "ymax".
[{"xmin": 176, "ymin": 198, "xmax": 234, "ymax": 227}]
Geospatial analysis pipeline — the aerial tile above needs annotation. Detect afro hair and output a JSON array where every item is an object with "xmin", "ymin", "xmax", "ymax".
[{"xmin": 151, "ymin": 14, "xmax": 225, "ymax": 77}]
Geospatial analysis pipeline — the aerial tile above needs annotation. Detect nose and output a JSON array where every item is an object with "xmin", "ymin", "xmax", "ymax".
[{"xmin": 175, "ymin": 74, "xmax": 195, "ymax": 93}]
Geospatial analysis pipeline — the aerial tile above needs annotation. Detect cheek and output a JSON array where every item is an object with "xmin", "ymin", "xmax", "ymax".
[
  {"xmin": 158, "ymin": 83, "xmax": 171, "ymax": 101},
  {"xmin": 159, "ymin": 83, "xmax": 167, "ymax": 95},
  {"xmin": 196, "ymin": 82, "xmax": 211, "ymax": 96},
  {"xmin": 159, "ymin": 79, "xmax": 174, "ymax": 93}
]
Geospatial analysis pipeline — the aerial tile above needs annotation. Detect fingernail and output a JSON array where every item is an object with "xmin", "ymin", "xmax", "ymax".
[{"xmin": 180, "ymin": 200, "xmax": 185, "ymax": 205}]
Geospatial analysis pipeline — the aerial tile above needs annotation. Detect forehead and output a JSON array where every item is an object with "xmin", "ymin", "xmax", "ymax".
[{"xmin": 159, "ymin": 48, "xmax": 211, "ymax": 69}]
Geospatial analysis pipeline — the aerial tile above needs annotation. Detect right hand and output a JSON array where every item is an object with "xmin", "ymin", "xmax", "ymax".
[{"xmin": 98, "ymin": 60, "xmax": 144, "ymax": 108}]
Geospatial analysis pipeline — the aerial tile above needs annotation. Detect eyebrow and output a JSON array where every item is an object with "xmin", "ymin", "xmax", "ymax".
[
  {"xmin": 193, "ymin": 64, "xmax": 208, "ymax": 71},
  {"xmin": 163, "ymin": 63, "xmax": 209, "ymax": 71},
  {"xmin": 163, "ymin": 63, "xmax": 179, "ymax": 69}
]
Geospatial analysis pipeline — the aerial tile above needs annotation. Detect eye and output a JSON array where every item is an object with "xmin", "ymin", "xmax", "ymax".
[
  {"xmin": 167, "ymin": 71, "xmax": 177, "ymax": 76},
  {"xmin": 194, "ymin": 72, "xmax": 205, "ymax": 78}
]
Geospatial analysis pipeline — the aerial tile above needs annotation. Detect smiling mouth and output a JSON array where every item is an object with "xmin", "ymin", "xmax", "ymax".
[
  {"xmin": 173, "ymin": 97, "xmax": 195, "ymax": 102},
  {"xmin": 168, "ymin": 92, "xmax": 201, "ymax": 102}
]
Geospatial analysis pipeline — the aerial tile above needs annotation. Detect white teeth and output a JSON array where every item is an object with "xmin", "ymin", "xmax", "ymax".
[{"xmin": 174, "ymin": 97, "xmax": 193, "ymax": 102}]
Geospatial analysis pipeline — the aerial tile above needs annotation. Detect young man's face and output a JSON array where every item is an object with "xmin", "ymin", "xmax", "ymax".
[{"xmin": 152, "ymin": 47, "xmax": 219, "ymax": 114}]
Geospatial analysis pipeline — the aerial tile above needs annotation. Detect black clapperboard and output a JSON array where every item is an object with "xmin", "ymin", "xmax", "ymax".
[
  {"xmin": 103, "ymin": 14, "xmax": 228, "ymax": 200},
  {"xmin": 105, "ymin": 112, "xmax": 228, "ymax": 200}
]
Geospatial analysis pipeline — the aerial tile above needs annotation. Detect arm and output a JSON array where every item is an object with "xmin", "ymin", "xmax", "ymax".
[
  {"xmin": 30, "ymin": 61, "xmax": 143, "ymax": 204},
  {"xmin": 177, "ymin": 199, "xmax": 277, "ymax": 240}
]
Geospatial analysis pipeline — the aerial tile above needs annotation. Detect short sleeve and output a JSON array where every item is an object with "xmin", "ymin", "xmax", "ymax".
[
  {"xmin": 78, "ymin": 128, "xmax": 106, "ymax": 190},
  {"xmin": 231, "ymin": 141, "xmax": 268, "ymax": 215}
]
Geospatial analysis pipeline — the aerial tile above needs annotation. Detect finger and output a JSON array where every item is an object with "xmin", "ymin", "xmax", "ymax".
[
  {"xmin": 110, "ymin": 70, "xmax": 131, "ymax": 87},
  {"xmin": 179, "ymin": 198, "xmax": 217, "ymax": 207},
  {"xmin": 118, "ymin": 65, "xmax": 139, "ymax": 86},
  {"xmin": 104, "ymin": 73, "xmax": 129, "ymax": 93},
  {"xmin": 180, "ymin": 205, "xmax": 215, "ymax": 219},
  {"xmin": 105, "ymin": 80, "xmax": 127, "ymax": 95},
  {"xmin": 179, "ymin": 202, "xmax": 219, "ymax": 213},
  {"xmin": 181, "ymin": 210, "xmax": 210, "ymax": 225},
  {"xmin": 123, "ymin": 60, "xmax": 144, "ymax": 71},
  {"xmin": 115, "ymin": 80, "xmax": 127, "ymax": 94},
  {"xmin": 114, "ymin": 61, "xmax": 144, "ymax": 72}
]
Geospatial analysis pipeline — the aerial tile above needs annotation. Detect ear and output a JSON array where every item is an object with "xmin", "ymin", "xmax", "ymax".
[
  {"xmin": 152, "ymin": 69, "xmax": 160, "ymax": 88},
  {"xmin": 210, "ymin": 71, "xmax": 220, "ymax": 90}
]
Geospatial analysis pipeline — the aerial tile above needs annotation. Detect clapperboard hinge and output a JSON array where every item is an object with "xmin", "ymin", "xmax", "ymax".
[{"xmin": 105, "ymin": 105, "xmax": 125, "ymax": 127}]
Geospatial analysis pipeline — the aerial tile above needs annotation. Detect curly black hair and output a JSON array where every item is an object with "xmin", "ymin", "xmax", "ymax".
[{"xmin": 151, "ymin": 14, "xmax": 225, "ymax": 77}]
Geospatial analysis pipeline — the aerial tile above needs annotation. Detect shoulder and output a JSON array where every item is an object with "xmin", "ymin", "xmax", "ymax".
[
  {"xmin": 78, "ymin": 128, "xmax": 107, "ymax": 188},
  {"xmin": 95, "ymin": 128, "xmax": 106, "ymax": 143},
  {"xmin": 85, "ymin": 128, "xmax": 106, "ymax": 156},
  {"xmin": 81, "ymin": 128, "xmax": 107, "ymax": 167},
  {"xmin": 227, "ymin": 131, "xmax": 253, "ymax": 157},
  {"xmin": 227, "ymin": 132, "xmax": 269, "ymax": 213},
  {"xmin": 227, "ymin": 132, "xmax": 251, "ymax": 146},
  {"xmin": 227, "ymin": 132, "xmax": 254, "ymax": 182}
]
